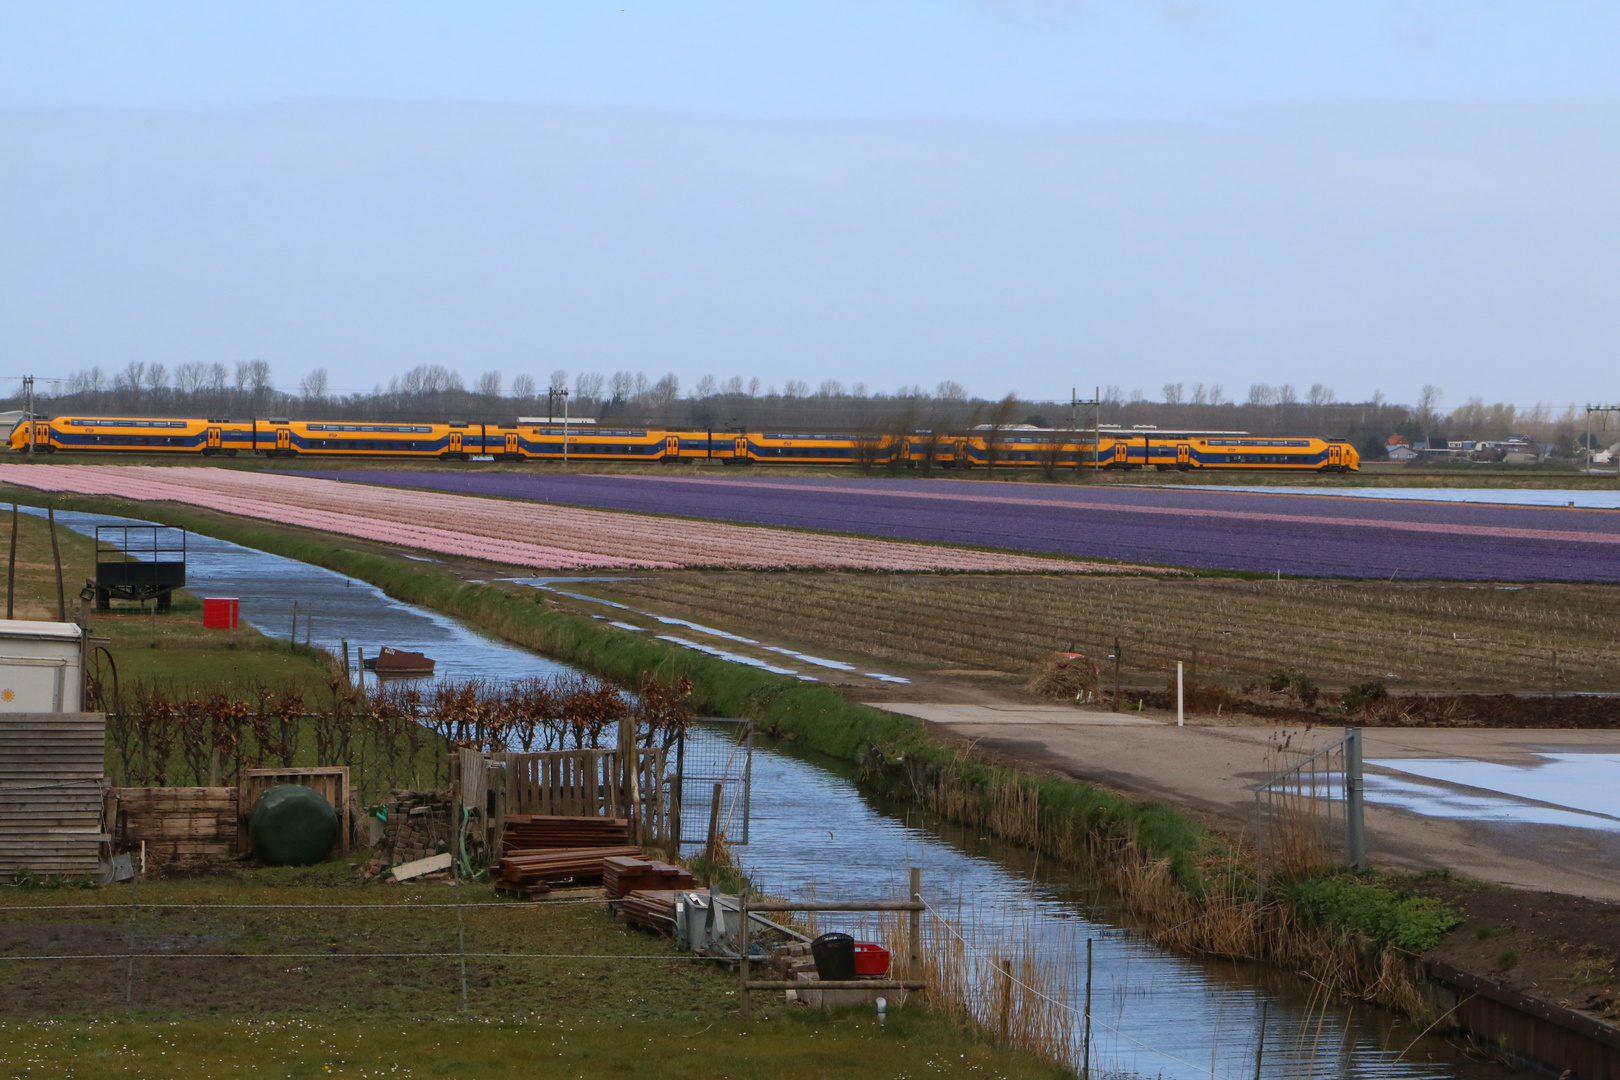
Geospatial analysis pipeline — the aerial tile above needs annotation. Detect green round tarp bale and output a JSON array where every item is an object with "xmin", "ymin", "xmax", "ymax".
[{"xmin": 249, "ymin": 784, "xmax": 339, "ymax": 866}]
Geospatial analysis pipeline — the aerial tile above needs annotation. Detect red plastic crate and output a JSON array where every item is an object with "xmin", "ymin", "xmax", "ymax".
[
  {"xmin": 853, "ymin": 942, "xmax": 890, "ymax": 977},
  {"xmin": 202, "ymin": 597, "xmax": 239, "ymax": 629}
]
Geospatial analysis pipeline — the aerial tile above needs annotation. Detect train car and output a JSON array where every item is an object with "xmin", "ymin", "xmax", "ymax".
[
  {"xmin": 746, "ymin": 431, "xmax": 882, "ymax": 466},
  {"xmin": 8, "ymin": 415, "xmax": 256, "ymax": 455},
  {"xmin": 1092, "ymin": 430, "xmax": 1357, "ymax": 472}
]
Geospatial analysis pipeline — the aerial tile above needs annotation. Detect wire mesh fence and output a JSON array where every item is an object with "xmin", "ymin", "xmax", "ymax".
[
  {"xmin": 678, "ymin": 720, "xmax": 753, "ymax": 849},
  {"xmin": 1252, "ymin": 727, "xmax": 1364, "ymax": 890}
]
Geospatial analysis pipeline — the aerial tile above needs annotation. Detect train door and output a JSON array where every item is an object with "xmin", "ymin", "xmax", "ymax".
[
  {"xmin": 34, "ymin": 422, "xmax": 50, "ymax": 450},
  {"xmin": 1176, "ymin": 443, "xmax": 1191, "ymax": 468},
  {"xmin": 1328, "ymin": 444, "xmax": 1342, "ymax": 470},
  {"xmin": 449, "ymin": 431, "xmax": 463, "ymax": 455},
  {"xmin": 665, "ymin": 435, "xmax": 680, "ymax": 460},
  {"xmin": 206, "ymin": 427, "xmax": 222, "ymax": 452},
  {"xmin": 505, "ymin": 433, "xmax": 520, "ymax": 457},
  {"xmin": 275, "ymin": 428, "xmax": 291, "ymax": 453}
]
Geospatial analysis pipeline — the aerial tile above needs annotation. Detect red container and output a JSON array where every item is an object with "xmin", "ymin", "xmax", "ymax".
[
  {"xmin": 853, "ymin": 942, "xmax": 890, "ymax": 977},
  {"xmin": 202, "ymin": 598, "xmax": 239, "ymax": 629}
]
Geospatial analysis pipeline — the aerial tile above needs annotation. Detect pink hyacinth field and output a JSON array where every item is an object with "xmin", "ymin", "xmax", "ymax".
[{"xmin": 0, "ymin": 465, "xmax": 1142, "ymax": 574}]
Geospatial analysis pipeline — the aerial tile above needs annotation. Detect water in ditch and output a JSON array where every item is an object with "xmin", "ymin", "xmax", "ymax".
[{"xmin": 41, "ymin": 507, "xmax": 1508, "ymax": 1080}]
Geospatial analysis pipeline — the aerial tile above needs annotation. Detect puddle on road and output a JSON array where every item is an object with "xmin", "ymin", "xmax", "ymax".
[{"xmin": 1369, "ymin": 753, "xmax": 1620, "ymax": 829}]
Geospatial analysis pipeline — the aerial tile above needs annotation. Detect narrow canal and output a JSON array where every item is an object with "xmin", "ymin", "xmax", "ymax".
[{"xmin": 42, "ymin": 507, "xmax": 1510, "ymax": 1080}]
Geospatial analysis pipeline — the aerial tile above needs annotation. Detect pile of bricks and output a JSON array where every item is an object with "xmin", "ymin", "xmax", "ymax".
[{"xmin": 364, "ymin": 790, "xmax": 451, "ymax": 877}]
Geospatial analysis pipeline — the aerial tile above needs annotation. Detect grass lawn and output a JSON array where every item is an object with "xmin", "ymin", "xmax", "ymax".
[
  {"xmin": 2, "ymin": 505, "xmax": 340, "ymax": 695},
  {"xmin": 0, "ymin": 867, "xmax": 1069, "ymax": 1080}
]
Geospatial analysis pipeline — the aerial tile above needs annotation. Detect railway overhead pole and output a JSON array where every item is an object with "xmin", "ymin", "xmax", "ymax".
[{"xmin": 1585, "ymin": 403, "xmax": 1620, "ymax": 481}]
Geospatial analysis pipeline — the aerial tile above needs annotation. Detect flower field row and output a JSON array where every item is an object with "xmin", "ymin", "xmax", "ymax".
[
  {"xmin": 287, "ymin": 469, "xmax": 1620, "ymax": 581},
  {"xmin": 0, "ymin": 465, "xmax": 1136, "ymax": 573}
]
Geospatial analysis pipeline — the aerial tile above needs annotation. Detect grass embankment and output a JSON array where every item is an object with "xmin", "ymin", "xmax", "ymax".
[
  {"xmin": 0, "ymin": 869, "xmax": 1065, "ymax": 1080},
  {"xmin": 0, "ymin": 503, "xmax": 339, "ymax": 693},
  {"xmin": 3, "ymin": 490, "xmax": 1458, "ymax": 1010}
]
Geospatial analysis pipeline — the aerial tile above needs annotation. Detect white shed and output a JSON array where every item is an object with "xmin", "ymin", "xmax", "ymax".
[{"xmin": 0, "ymin": 620, "xmax": 84, "ymax": 714}]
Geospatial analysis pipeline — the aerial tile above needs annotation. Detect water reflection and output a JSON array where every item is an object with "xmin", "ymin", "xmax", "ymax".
[{"xmin": 703, "ymin": 724, "xmax": 1505, "ymax": 1080}]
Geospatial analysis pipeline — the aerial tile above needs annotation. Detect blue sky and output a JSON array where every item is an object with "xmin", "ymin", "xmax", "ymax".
[{"xmin": 1, "ymin": 2, "xmax": 1616, "ymax": 405}]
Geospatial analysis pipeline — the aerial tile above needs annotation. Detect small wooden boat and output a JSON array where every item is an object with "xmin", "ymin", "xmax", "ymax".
[{"xmin": 362, "ymin": 646, "xmax": 436, "ymax": 676}]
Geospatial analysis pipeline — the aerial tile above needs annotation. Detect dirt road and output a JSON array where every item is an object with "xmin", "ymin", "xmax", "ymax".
[{"xmin": 873, "ymin": 703, "xmax": 1620, "ymax": 902}]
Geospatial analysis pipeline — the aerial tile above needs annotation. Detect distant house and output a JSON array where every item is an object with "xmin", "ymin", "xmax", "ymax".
[{"xmin": 1386, "ymin": 444, "xmax": 1418, "ymax": 462}]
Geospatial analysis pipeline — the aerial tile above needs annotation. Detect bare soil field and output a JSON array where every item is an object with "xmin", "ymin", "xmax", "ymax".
[{"xmin": 602, "ymin": 572, "xmax": 1620, "ymax": 693}]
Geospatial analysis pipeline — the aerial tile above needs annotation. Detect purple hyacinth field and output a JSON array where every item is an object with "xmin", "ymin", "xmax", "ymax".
[{"xmin": 287, "ymin": 471, "xmax": 1620, "ymax": 581}]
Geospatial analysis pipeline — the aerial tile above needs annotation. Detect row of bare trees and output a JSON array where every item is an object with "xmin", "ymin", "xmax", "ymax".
[{"xmin": 104, "ymin": 673, "xmax": 693, "ymax": 804}]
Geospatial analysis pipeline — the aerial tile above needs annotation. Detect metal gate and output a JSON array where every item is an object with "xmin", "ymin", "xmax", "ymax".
[
  {"xmin": 677, "ymin": 719, "xmax": 753, "ymax": 849},
  {"xmin": 1252, "ymin": 727, "xmax": 1364, "ymax": 893}
]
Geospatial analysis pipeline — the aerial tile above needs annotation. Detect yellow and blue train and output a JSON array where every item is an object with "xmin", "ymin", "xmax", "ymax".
[{"xmin": 8, "ymin": 415, "xmax": 1359, "ymax": 472}]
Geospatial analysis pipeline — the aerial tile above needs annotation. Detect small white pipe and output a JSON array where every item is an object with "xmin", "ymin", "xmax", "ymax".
[{"xmin": 1176, "ymin": 661, "xmax": 1184, "ymax": 727}]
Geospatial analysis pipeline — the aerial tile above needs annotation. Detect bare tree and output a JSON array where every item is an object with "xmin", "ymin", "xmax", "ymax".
[
  {"xmin": 782, "ymin": 379, "xmax": 809, "ymax": 398},
  {"xmin": 609, "ymin": 372, "xmax": 634, "ymax": 402},
  {"xmin": 721, "ymin": 376, "xmax": 743, "ymax": 396},
  {"xmin": 1190, "ymin": 383, "xmax": 1207, "ymax": 406},
  {"xmin": 652, "ymin": 373, "xmax": 680, "ymax": 403},
  {"xmin": 1277, "ymin": 384, "xmax": 1299, "ymax": 406},
  {"xmin": 694, "ymin": 375, "xmax": 717, "ymax": 399},
  {"xmin": 1307, "ymin": 383, "xmax": 1335, "ymax": 407},
  {"xmin": 116, "ymin": 361, "xmax": 147, "ymax": 394},
  {"xmin": 817, "ymin": 379, "xmax": 844, "ymax": 398},
  {"xmin": 747, "ymin": 377, "xmax": 761, "ymax": 398},
  {"xmin": 1162, "ymin": 383, "xmax": 1185, "ymax": 406},
  {"xmin": 394, "ymin": 364, "xmax": 460, "ymax": 395},
  {"xmin": 1417, "ymin": 384, "xmax": 1443, "ymax": 424},
  {"xmin": 510, "ymin": 373, "xmax": 537, "ymax": 399},
  {"xmin": 1128, "ymin": 388, "xmax": 1145, "ymax": 404},
  {"xmin": 851, "ymin": 382, "xmax": 868, "ymax": 398},
  {"xmin": 300, "ymin": 369, "xmax": 330, "ymax": 400},
  {"xmin": 549, "ymin": 370, "xmax": 568, "ymax": 393},
  {"xmin": 144, "ymin": 363, "xmax": 169, "ymax": 393},
  {"xmin": 1208, "ymin": 384, "xmax": 1225, "ymax": 406},
  {"xmin": 472, "ymin": 370, "xmax": 501, "ymax": 397},
  {"xmin": 573, "ymin": 372, "xmax": 604, "ymax": 401},
  {"xmin": 1247, "ymin": 383, "xmax": 1275, "ymax": 406},
  {"xmin": 207, "ymin": 363, "xmax": 229, "ymax": 393},
  {"xmin": 68, "ymin": 367, "xmax": 107, "ymax": 395},
  {"xmin": 174, "ymin": 362, "xmax": 207, "ymax": 394},
  {"xmin": 935, "ymin": 380, "xmax": 967, "ymax": 401},
  {"xmin": 236, "ymin": 359, "xmax": 273, "ymax": 395},
  {"xmin": 981, "ymin": 392, "xmax": 1020, "ymax": 471}
]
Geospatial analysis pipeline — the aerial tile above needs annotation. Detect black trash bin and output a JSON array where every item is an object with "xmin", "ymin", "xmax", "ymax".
[{"xmin": 811, "ymin": 932, "xmax": 856, "ymax": 981}]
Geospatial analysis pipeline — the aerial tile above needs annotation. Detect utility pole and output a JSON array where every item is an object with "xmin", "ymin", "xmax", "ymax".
[
  {"xmin": 1068, "ymin": 388, "xmax": 1102, "ymax": 472},
  {"xmin": 22, "ymin": 376, "xmax": 33, "ymax": 455},
  {"xmin": 561, "ymin": 389, "xmax": 570, "ymax": 465},
  {"xmin": 1586, "ymin": 404, "xmax": 1620, "ymax": 482}
]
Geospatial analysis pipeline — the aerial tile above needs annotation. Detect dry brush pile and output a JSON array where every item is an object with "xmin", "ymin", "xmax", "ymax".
[{"xmin": 606, "ymin": 572, "xmax": 1620, "ymax": 692}]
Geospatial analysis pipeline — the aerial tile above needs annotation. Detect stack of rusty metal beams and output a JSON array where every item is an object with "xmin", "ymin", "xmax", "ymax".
[
  {"xmin": 602, "ymin": 855, "xmax": 697, "ymax": 900},
  {"xmin": 501, "ymin": 814, "xmax": 631, "ymax": 851},
  {"xmin": 495, "ymin": 845, "xmax": 642, "ymax": 897}
]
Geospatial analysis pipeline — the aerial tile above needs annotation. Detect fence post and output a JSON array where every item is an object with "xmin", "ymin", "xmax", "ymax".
[
  {"xmin": 738, "ymin": 893, "xmax": 751, "ymax": 1015},
  {"xmin": 1344, "ymin": 727, "xmax": 1365, "ymax": 869},
  {"xmin": 908, "ymin": 866, "xmax": 921, "ymax": 980},
  {"xmin": 705, "ymin": 782, "xmax": 724, "ymax": 865},
  {"xmin": 1176, "ymin": 661, "xmax": 1184, "ymax": 726},
  {"xmin": 671, "ymin": 730, "xmax": 684, "ymax": 852}
]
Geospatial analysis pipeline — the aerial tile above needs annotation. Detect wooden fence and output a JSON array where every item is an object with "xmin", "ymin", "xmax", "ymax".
[
  {"xmin": 0, "ymin": 712, "xmax": 109, "ymax": 876},
  {"xmin": 115, "ymin": 787, "xmax": 238, "ymax": 866},
  {"xmin": 239, "ymin": 766, "xmax": 352, "ymax": 856},
  {"xmin": 455, "ymin": 743, "xmax": 676, "ymax": 860}
]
